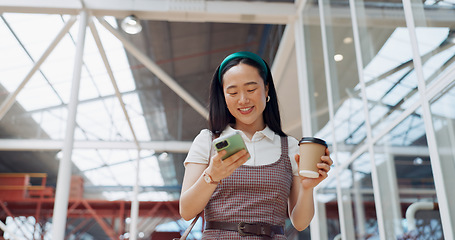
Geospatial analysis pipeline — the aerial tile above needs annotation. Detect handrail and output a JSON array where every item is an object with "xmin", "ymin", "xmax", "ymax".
[
  {"xmin": 0, "ymin": 173, "xmax": 51, "ymax": 199},
  {"xmin": 0, "ymin": 173, "xmax": 47, "ymax": 178},
  {"xmin": 0, "ymin": 186, "xmax": 46, "ymax": 190},
  {"xmin": 405, "ymin": 201, "xmax": 439, "ymax": 232}
]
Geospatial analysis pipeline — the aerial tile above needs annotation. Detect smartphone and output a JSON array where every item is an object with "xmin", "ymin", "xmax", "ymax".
[{"xmin": 213, "ymin": 132, "xmax": 249, "ymax": 160}]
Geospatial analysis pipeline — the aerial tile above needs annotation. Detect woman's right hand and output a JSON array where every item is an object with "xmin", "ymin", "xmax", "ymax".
[
  {"xmin": 180, "ymin": 148, "xmax": 249, "ymax": 220},
  {"xmin": 205, "ymin": 149, "xmax": 250, "ymax": 182}
]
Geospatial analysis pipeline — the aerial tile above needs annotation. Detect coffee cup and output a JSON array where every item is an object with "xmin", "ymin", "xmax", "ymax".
[{"xmin": 298, "ymin": 137, "xmax": 328, "ymax": 178}]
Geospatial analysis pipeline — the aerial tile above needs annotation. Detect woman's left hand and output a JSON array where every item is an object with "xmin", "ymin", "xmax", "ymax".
[{"xmin": 294, "ymin": 148, "xmax": 333, "ymax": 189}]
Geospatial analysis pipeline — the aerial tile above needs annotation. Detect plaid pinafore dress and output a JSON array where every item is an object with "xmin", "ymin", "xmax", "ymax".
[{"xmin": 202, "ymin": 136, "xmax": 293, "ymax": 239}]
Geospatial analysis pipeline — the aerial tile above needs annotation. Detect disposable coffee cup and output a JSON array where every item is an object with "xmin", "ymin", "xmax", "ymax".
[{"xmin": 298, "ymin": 137, "xmax": 328, "ymax": 178}]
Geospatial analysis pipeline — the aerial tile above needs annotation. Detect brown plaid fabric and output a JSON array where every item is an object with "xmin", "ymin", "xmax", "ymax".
[{"xmin": 202, "ymin": 136, "xmax": 293, "ymax": 239}]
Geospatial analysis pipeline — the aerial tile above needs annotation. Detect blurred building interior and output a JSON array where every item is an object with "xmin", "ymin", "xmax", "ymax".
[{"xmin": 0, "ymin": 0, "xmax": 454, "ymax": 239}]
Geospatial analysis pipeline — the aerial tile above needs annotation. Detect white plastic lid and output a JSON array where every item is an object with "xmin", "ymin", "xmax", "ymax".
[{"xmin": 299, "ymin": 170, "xmax": 319, "ymax": 178}]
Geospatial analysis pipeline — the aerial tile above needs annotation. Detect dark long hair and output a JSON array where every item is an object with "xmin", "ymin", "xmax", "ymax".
[{"xmin": 208, "ymin": 57, "xmax": 286, "ymax": 137}]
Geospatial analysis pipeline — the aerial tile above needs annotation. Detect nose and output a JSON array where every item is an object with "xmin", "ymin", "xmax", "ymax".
[{"xmin": 238, "ymin": 92, "xmax": 249, "ymax": 104}]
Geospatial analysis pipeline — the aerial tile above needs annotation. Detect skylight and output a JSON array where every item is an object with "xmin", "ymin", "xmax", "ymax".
[
  {"xmin": 319, "ymin": 27, "xmax": 452, "ymax": 145},
  {"xmin": 0, "ymin": 13, "xmax": 166, "ymax": 201},
  {"xmin": 316, "ymin": 26, "xmax": 454, "ymax": 193}
]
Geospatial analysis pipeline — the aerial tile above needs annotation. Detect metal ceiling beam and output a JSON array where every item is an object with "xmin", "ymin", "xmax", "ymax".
[
  {"xmin": 89, "ymin": 18, "xmax": 141, "ymax": 149},
  {"xmin": 1, "ymin": 0, "xmax": 454, "ymax": 26},
  {"xmin": 0, "ymin": 0, "xmax": 295, "ymax": 24},
  {"xmin": 0, "ymin": 139, "xmax": 192, "ymax": 152},
  {"xmin": 0, "ymin": 138, "xmax": 446, "ymax": 156},
  {"xmin": 88, "ymin": 18, "xmax": 143, "ymax": 240},
  {"xmin": 301, "ymin": 5, "xmax": 455, "ymax": 27},
  {"xmin": 271, "ymin": 23, "xmax": 295, "ymax": 90},
  {"xmin": 97, "ymin": 17, "xmax": 210, "ymax": 120}
]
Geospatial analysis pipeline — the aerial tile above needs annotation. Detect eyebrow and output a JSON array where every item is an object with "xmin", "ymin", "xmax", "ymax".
[{"xmin": 225, "ymin": 81, "xmax": 258, "ymax": 90}]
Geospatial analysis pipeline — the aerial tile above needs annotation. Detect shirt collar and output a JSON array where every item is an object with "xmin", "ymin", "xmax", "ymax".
[
  {"xmin": 221, "ymin": 125, "xmax": 275, "ymax": 141},
  {"xmin": 221, "ymin": 126, "xmax": 237, "ymax": 136},
  {"xmin": 259, "ymin": 126, "xmax": 275, "ymax": 141}
]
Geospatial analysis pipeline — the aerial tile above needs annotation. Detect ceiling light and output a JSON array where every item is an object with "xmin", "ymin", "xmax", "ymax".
[
  {"xmin": 334, "ymin": 54, "xmax": 344, "ymax": 62},
  {"xmin": 158, "ymin": 152, "xmax": 169, "ymax": 161},
  {"xmin": 343, "ymin": 37, "xmax": 353, "ymax": 44},
  {"xmin": 413, "ymin": 157, "xmax": 423, "ymax": 165},
  {"xmin": 121, "ymin": 14, "xmax": 142, "ymax": 34}
]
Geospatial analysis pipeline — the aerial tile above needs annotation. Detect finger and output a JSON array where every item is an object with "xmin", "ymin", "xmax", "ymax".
[
  {"xmin": 234, "ymin": 151, "xmax": 250, "ymax": 167},
  {"xmin": 319, "ymin": 170, "xmax": 328, "ymax": 179},
  {"xmin": 294, "ymin": 154, "xmax": 300, "ymax": 164},
  {"xmin": 317, "ymin": 163, "xmax": 331, "ymax": 172},
  {"xmin": 321, "ymin": 156, "xmax": 333, "ymax": 166},
  {"xmin": 232, "ymin": 149, "xmax": 248, "ymax": 161},
  {"xmin": 223, "ymin": 149, "xmax": 248, "ymax": 165},
  {"xmin": 325, "ymin": 148, "xmax": 330, "ymax": 156},
  {"xmin": 213, "ymin": 150, "xmax": 227, "ymax": 163}
]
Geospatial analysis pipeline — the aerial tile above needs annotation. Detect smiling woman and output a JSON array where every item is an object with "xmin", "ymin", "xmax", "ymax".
[{"xmin": 179, "ymin": 51, "xmax": 333, "ymax": 239}]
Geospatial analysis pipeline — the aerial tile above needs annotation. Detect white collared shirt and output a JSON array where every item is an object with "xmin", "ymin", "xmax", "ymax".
[{"xmin": 184, "ymin": 126, "xmax": 299, "ymax": 176}]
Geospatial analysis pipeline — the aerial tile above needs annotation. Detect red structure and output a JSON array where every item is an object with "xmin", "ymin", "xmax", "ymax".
[
  {"xmin": 2, "ymin": 173, "xmax": 415, "ymax": 239},
  {"xmin": 0, "ymin": 173, "xmax": 183, "ymax": 239}
]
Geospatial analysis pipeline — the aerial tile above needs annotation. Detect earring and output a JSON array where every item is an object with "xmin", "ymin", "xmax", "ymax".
[{"xmin": 266, "ymin": 96, "xmax": 270, "ymax": 102}]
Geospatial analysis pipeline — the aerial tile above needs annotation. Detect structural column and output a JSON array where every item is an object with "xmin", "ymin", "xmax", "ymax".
[
  {"xmin": 352, "ymin": 167, "xmax": 366, "ymax": 238},
  {"xmin": 376, "ymin": 153, "xmax": 403, "ymax": 237},
  {"xmin": 293, "ymin": 11, "xmax": 329, "ymax": 240},
  {"xmin": 348, "ymin": 0, "xmax": 388, "ymax": 238},
  {"xmin": 51, "ymin": 11, "xmax": 88, "ymax": 240},
  {"xmin": 340, "ymin": 191, "xmax": 355, "ymax": 239},
  {"xmin": 130, "ymin": 150, "xmax": 141, "ymax": 240},
  {"xmin": 403, "ymin": 0, "xmax": 455, "ymax": 238},
  {"xmin": 317, "ymin": 0, "xmax": 353, "ymax": 238}
]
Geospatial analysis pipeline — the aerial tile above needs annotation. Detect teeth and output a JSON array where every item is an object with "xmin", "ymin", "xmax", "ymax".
[{"xmin": 239, "ymin": 107, "xmax": 252, "ymax": 112}]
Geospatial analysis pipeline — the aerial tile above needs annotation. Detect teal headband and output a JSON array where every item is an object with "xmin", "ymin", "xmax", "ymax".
[{"xmin": 218, "ymin": 51, "xmax": 268, "ymax": 82}]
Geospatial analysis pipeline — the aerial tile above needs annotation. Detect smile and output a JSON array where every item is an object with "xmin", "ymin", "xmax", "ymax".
[{"xmin": 239, "ymin": 106, "xmax": 254, "ymax": 114}]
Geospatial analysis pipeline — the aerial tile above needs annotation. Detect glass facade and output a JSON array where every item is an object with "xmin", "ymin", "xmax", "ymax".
[{"xmin": 296, "ymin": 0, "xmax": 455, "ymax": 239}]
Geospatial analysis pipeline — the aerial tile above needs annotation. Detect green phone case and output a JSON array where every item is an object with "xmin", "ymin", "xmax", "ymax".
[{"xmin": 213, "ymin": 132, "xmax": 249, "ymax": 160}]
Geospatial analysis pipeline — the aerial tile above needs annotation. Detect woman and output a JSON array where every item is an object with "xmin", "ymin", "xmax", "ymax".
[{"xmin": 180, "ymin": 51, "xmax": 332, "ymax": 239}]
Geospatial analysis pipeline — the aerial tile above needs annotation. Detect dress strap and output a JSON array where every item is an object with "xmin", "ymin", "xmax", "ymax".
[{"xmin": 280, "ymin": 136, "xmax": 288, "ymax": 157}]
